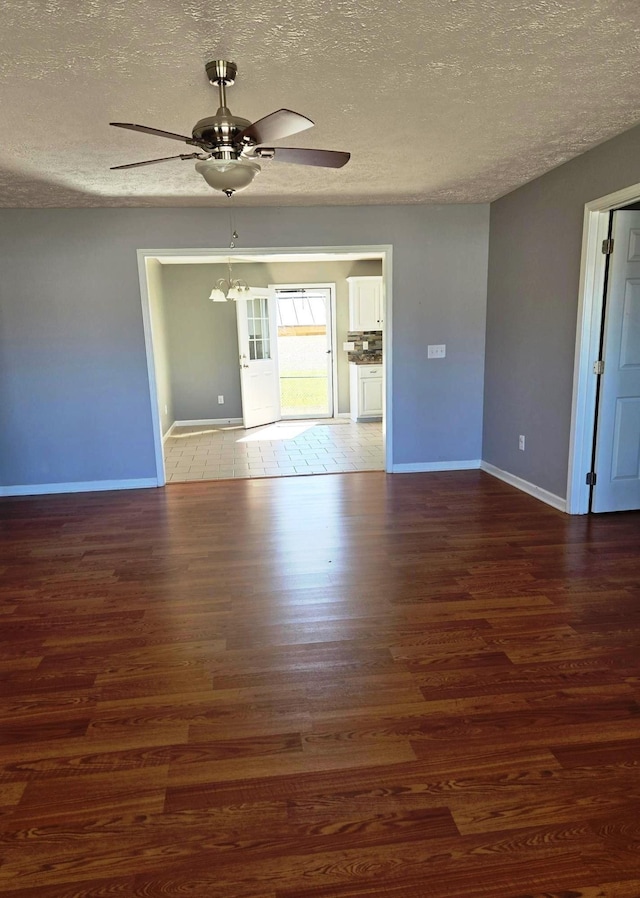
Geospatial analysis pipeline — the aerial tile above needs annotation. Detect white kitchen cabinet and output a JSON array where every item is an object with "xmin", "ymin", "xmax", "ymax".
[
  {"xmin": 349, "ymin": 364, "xmax": 383, "ymax": 422},
  {"xmin": 347, "ymin": 276, "xmax": 383, "ymax": 331}
]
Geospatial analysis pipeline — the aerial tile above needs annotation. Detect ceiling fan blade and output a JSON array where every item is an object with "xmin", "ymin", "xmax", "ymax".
[
  {"xmin": 110, "ymin": 122, "xmax": 197, "ymax": 144},
  {"xmin": 234, "ymin": 109, "xmax": 314, "ymax": 146},
  {"xmin": 110, "ymin": 153, "xmax": 203, "ymax": 170},
  {"xmin": 267, "ymin": 147, "xmax": 350, "ymax": 168}
]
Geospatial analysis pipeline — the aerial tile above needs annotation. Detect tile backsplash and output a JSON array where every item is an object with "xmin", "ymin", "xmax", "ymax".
[{"xmin": 346, "ymin": 330, "xmax": 383, "ymax": 363}]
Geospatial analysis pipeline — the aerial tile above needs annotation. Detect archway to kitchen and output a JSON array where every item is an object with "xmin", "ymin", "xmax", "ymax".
[{"xmin": 139, "ymin": 247, "xmax": 391, "ymax": 484}]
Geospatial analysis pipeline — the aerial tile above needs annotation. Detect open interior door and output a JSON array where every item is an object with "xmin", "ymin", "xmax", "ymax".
[
  {"xmin": 592, "ymin": 210, "xmax": 640, "ymax": 512},
  {"xmin": 236, "ymin": 292, "xmax": 281, "ymax": 429}
]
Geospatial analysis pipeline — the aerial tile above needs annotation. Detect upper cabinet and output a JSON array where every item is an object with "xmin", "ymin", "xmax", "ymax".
[{"xmin": 347, "ymin": 276, "xmax": 384, "ymax": 331}]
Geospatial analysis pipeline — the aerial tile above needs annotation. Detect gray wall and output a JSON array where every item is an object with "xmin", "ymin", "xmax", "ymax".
[
  {"xmin": 484, "ymin": 122, "xmax": 640, "ymax": 498},
  {"xmin": 147, "ymin": 259, "xmax": 174, "ymax": 435},
  {"xmin": 0, "ymin": 214, "xmax": 158, "ymax": 485},
  {"xmin": 0, "ymin": 204, "xmax": 489, "ymax": 488},
  {"xmin": 160, "ymin": 263, "xmax": 245, "ymax": 421}
]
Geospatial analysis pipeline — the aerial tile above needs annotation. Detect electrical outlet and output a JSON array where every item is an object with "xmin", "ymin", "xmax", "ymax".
[
  {"xmin": 519, "ymin": 434, "xmax": 525, "ymax": 451},
  {"xmin": 218, "ymin": 395, "xmax": 224, "ymax": 404},
  {"xmin": 427, "ymin": 344, "xmax": 446, "ymax": 359}
]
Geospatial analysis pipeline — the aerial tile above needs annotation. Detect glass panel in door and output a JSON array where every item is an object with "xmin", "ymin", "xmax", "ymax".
[{"xmin": 247, "ymin": 297, "xmax": 271, "ymax": 361}]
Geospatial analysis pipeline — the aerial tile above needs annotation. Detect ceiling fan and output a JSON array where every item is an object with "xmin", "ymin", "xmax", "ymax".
[{"xmin": 110, "ymin": 60, "xmax": 350, "ymax": 196}]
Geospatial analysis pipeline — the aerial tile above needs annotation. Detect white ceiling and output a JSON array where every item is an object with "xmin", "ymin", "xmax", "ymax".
[{"xmin": 1, "ymin": 0, "xmax": 639, "ymax": 208}]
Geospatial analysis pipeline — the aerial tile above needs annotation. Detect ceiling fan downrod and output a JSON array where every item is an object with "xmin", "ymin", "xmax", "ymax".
[{"xmin": 205, "ymin": 59, "xmax": 237, "ymax": 115}]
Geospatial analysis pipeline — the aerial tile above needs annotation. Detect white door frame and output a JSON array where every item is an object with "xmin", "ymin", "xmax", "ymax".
[
  {"xmin": 137, "ymin": 245, "xmax": 393, "ymax": 486},
  {"xmin": 567, "ymin": 181, "xmax": 640, "ymax": 514},
  {"xmin": 270, "ymin": 282, "xmax": 337, "ymax": 419}
]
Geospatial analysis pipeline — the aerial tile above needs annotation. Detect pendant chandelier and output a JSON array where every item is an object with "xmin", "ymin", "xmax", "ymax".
[
  {"xmin": 209, "ymin": 215, "xmax": 261, "ymax": 301},
  {"xmin": 209, "ymin": 257, "xmax": 252, "ymax": 302}
]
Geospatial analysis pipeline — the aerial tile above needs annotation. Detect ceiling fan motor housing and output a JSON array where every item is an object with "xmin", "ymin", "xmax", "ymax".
[{"xmin": 192, "ymin": 114, "xmax": 253, "ymax": 157}]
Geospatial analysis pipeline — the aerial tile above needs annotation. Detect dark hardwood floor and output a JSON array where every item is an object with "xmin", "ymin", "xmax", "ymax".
[{"xmin": 1, "ymin": 470, "xmax": 639, "ymax": 897}]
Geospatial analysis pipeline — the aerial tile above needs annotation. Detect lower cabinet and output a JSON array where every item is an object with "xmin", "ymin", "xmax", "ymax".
[{"xmin": 349, "ymin": 364, "xmax": 383, "ymax": 422}]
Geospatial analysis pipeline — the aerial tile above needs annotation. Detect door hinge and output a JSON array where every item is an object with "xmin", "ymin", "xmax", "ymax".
[
  {"xmin": 602, "ymin": 238, "xmax": 614, "ymax": 255},
  {"xmin": 586, "ymin": 471, "xmax": 597, "ymax": 486},
  {"xmin": 593, "ymin": 359, "xmax": 605, "ymax": 375}
]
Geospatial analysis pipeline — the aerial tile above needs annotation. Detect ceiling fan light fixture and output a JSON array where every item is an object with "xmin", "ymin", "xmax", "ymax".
[{"xmin": 195, "ymin": 158, "xmax": 261, "ymax": 194}]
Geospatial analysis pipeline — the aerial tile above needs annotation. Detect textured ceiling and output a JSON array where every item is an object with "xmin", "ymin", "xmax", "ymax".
[{"xmin": 1, "ymin": 0, "xmax": 639, "ymax": 208}]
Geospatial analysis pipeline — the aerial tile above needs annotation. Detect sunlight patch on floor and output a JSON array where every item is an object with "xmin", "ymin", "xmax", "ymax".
[{"xmin": 237, "ymin": 422, "xmax": 317, "ymax": 443}]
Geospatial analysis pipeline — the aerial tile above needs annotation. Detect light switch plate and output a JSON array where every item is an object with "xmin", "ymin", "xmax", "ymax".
[
  {"xmin": 343, "ymin": 341, "xmax": 355, "ymax": 351},
  {"xmin": 428, "ymin": 344, "xmax": 446, "ymax": 358}
]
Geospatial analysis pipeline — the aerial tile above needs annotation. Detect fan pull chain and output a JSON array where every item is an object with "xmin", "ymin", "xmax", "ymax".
[{"xmin": 228, "ymin": 206, "xmax": 239, "ymax": 249}]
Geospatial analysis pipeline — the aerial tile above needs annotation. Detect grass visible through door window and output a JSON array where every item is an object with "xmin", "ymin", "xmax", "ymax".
[
  {"xmin": 278, "ymin": 333, "xmax": 329, "ymax": 416},
  {"xmin": 280, "ymin": 370, "xmax": 327, "ymax": 414}
]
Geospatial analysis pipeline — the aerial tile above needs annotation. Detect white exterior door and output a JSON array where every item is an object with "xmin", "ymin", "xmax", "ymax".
[
  {"xmin": 236, "ymin": 293, "xmax": 281, "ymax": 429},
  {"xmin": 275, "ymin": 287, "xmax": 333, "ymax": 419},
  {"xmin": 592, "ymin": 210, "xmax": 640, "ymax": 512}
]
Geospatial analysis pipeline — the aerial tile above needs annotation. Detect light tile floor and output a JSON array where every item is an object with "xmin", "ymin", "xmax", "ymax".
[{"xmin": 164, "ymin": 420, "xmax": 384, "ymax": 482}]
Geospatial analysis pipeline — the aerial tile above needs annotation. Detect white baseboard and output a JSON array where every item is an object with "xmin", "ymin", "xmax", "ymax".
[
  {"xmin": 391, "ymin": 459, "xmax": 481, "ymax": 473},
  {"xmin": 0, "ymin": 478, "xmax": 159, "ymax": 498},
  {"xmin": 480, "ymin": 461, "xmax": 567, "ymax": 513},
  {"xmin": 172, "ymin": 418, "xmax": 243, "ymax": 428}
]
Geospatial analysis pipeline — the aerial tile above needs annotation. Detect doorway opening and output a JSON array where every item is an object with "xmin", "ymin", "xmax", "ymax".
[
  {"xmin": 274, "ymin": 285, "xmax": 335, "ymax": 419},
  {"xmin": 568, "ymin": 182, "xmax": 640, "ymax": 514},
  {"xmin": 138, "ymin": 246, "xmax": 392, "ymax": 485}
]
